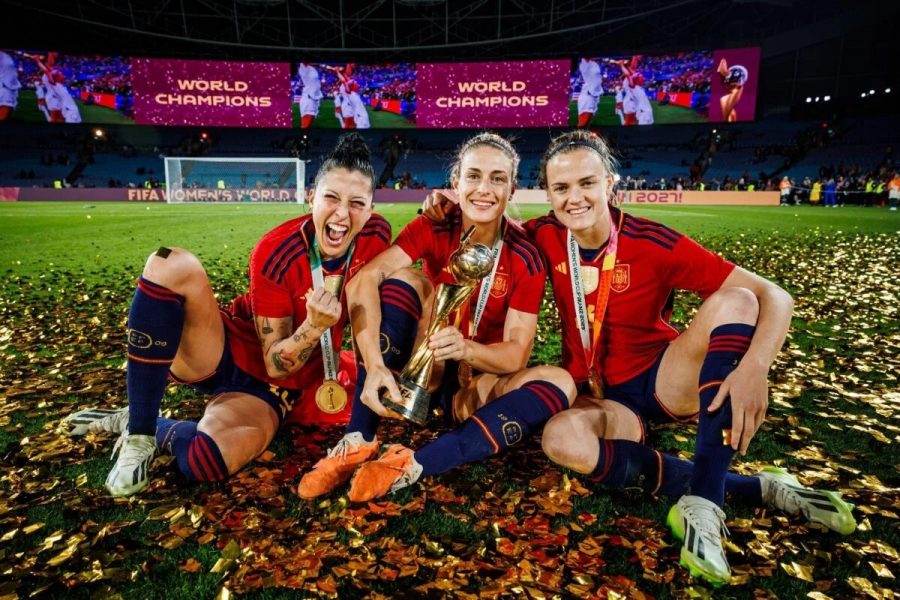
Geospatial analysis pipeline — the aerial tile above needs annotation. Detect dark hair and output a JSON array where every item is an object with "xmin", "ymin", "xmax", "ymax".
[
  {"xmin": 449, "ymin": 131, "xmax": 520, "ymax": 184},
  {"xmin": 314, "ymin": 132, "xmax": 376, "ymax": 192},
  {"xmin": 539, "ymin": 130, "xmax": 619, "ymax": 189}
]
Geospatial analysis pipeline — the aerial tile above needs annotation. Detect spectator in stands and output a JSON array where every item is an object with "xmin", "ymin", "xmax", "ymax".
[
  {"xmin": 810, "ymin": 179, "xmax": 822, "ymax": 205},
  {"xmin": 888, "ymin": 172, "xmax": 900, "ymax": 211},
  {"xmin": 823, "ymin": 177, "xmax": 838, "ymax": 208},
  {"xmin": 779, "ymin": 176, "xmax": 792, "ymax": 206}
]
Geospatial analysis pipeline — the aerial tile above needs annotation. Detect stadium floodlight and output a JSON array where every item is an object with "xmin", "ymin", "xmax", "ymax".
[
  {"xmin": 815, "ymin": 97, "xmax": 820, "ymax": 102},
  {"xmin": 869, "ymin": 89, "xmax": 875, "ymax": 95},
  {"xmin": 164, "ymin": 157, "xmax": 304, "ymax": 204},
  {"xmin": 824, "ymin": 95, "xmax": 831, "ymax": 101},
  {"xmin": 861, "ymin": 92, "xmax": 867, "ymax": 98},
  {"xmin": 806, "ymin": 97, "xmax": 812, "ymax": 103},
  {"xmin": 886, "ymin": 88, "xmax": 892, "ymax": 94}
]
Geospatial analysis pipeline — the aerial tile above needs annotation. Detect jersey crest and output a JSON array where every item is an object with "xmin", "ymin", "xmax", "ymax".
[
  {"xmin": 490, "ymin": 272, "xmax": 509, "ymax": 298},
  {"xmin": 611, "ymin": 264, "xmax": 630, "ymax": 293}
]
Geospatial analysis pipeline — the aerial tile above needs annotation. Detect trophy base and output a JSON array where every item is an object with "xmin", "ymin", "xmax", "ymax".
[{"xmin": 381, "ymin": 379, "xmax": 430, "ymax": 426}]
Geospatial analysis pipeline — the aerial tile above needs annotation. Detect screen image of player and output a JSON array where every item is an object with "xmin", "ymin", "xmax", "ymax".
[
  {"xmin": 131, "ymin": 58, "xmax": 291, "ymax": 128},
  {"xmin": 416, "ymin": 60, "xmax": 570, "ymax": 129},
  {"xmin": 2, "ymin": 49, "xmax": 133, "ymax": 124},
  {"xmin": 709, "ymin": 47, "xmax": 760, "ymax": 123},
  {"xmin": 291, "ymin": 62, "xmax": 415, "ymax": 129},
  {"xmin": 569, "ymin": 52, "xmax": 714, "ymax": 127}
]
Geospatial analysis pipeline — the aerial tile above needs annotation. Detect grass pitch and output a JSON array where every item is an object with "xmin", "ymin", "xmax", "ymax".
[{"xmin": 0, "ymin": 201, "xmax": 897, "ymax": 599}]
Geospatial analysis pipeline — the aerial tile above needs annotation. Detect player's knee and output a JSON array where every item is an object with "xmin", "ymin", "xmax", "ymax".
[
  {"xmin": 706, "ymin": 286, "xmax": 759, "ymax": 325},
  {"xmin": 541, "ymin": 413, "xmax": 592, "ymax": 473},
  {"xmin": 143, "ymin": 247, "xmax": 206, "ymax": 292},
  {"xmin": 521, "ymin": 366, "xmax": 576, "ymax": 407},
  {"xmin": 385, "ymin": 267, "xmax": 432, "ymax": 301}
]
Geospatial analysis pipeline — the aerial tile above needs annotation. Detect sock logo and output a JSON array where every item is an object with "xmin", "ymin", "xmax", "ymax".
[
  {"xmin": 127, "ymin": 328, "xmax": 153, "ymax": 348},
  {"xmin": 502, "ymin": 421, "xmax": 523, "ymax": 446},
  {"xmin": 380, "ymin": 333, "xmax": 400, "ymax": 356}
]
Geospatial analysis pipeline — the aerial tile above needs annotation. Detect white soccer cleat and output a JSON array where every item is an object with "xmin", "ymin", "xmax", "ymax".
[
  {"xmin": 105, "ymin": 432, "xmax": 156, "ymax": 497},
  {"xmin": 63, "ymin": 407, "xmax": 129, "ymax": 436},
  {"xmin": 757, "ymin": 467, "xmax": 857, "ymax": 535},
  {"xmin": 667, "ymin": 495, "xmax": 731, "ymax": 587}
]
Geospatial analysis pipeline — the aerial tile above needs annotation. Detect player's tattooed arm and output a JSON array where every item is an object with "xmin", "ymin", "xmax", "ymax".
[
  {"xmin": 255, "ymin": 312, "xmax": 330, "ymax": 379},
  {"xmin": 254, "ymin": 314, "xmax": 304, "ymax": 378}
]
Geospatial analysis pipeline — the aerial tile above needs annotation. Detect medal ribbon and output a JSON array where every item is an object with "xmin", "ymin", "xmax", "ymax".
[
  {"xmin": 306, "ymin": 224, "xmax": 354, "ymax": 382},
  {"xmin": 470, "ymin": 235, "xmax": 504, "ymax": 338},
  {"xmin": 567, "ymin": 209, "xmax": 621, "ymax": 383}
]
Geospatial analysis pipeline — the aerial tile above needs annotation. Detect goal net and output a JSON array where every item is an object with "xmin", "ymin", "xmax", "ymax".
[{"xmin": 163, "ymin": 157, "xmax": 304, "ymax": 204}]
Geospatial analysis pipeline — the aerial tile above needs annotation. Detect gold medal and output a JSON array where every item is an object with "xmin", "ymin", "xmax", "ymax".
[
  {"xmin": 315, "ymin": 380, "xmax": 348, "ymax": 414},
  {"xmin": 323, "ymin": 274, "xmax": 344, "ymax": 296},
  {"xmin": 580, "ymin": 265, "xmax": 600, "ymax": 295},
  {"xmin": 457, "ymin": 361, "xmax": 473, "ymax": 388},
  {"xmin": 588, "ymin": 369, "xmax": 604, "ymax": 399}
]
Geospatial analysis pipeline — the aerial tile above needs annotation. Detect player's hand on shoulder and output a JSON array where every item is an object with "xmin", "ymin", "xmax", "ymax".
[
  {"xmin": 421, "ymin": 189, "xmax": 458, "ymax": 222},
  {"xmin": 305, "ymin": 288, "xmax": 341, "ymax": 331}
]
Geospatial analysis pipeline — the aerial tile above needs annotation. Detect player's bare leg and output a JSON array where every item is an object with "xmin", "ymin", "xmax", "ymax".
[
  {"xmin": 542, "ymin": 396, "xmax": 643, "ymax": 474},
  {"xmin": 195, "ymin": 392, "xmax": 280, "ymax": 475}
]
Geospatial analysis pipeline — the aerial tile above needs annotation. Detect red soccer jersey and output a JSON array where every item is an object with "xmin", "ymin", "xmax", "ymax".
[
  {"xmin": 393, "ymin": 212, "xmax": 546, "ymax": 345},
  {"xmin": 528, "ymin": 207, "xmax": 735, "ymax": 386},
  {"xmin": 223, "ymin": 213, "xmax": 391, "ymax": 390}
]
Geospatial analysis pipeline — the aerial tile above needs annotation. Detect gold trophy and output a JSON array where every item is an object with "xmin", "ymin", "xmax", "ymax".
[{"xmin": 382, "ymin": 228, "xmax": 495, "ymax": 424}]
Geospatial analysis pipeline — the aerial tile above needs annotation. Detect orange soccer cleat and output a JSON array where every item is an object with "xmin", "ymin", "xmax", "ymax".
[
  {"xmin": 348, "ymin": 444, "xmax": 422, "ymax": 503},
  {"xmin": 297, "ymin": 432, "xmax": 380, "ymax": 499}
]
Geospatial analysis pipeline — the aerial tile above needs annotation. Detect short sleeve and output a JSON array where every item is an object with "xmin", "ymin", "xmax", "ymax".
[
  {"xmin": 249, "ymin": 241, "xmax": 296, "ymax": 318},
  {"xmin": 392, "ymin": 215, "xmax": 434, "ymax": 263},
  {"xmin": 666, "ymin": 235, "xmax": 735, "ymax": 299}
]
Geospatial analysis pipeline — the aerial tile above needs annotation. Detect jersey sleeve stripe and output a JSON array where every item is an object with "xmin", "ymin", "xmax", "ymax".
[
  {"xmin": 624, "ymin": 218, "xmax": 681, "ymax": 242},
  {"xmin": 620, "ymin": 230, "xmax": 675, "ymax": 250},
  {"xmin": 271, "ymin": 247, "xmax": 308, "ymax": 284},
  {"xmin": 262, "ymin": 234, "xmax": 304, "ymax": 280}
]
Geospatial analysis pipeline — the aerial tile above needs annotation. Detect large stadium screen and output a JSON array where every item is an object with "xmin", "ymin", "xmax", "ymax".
[
  {"xmin": 569, "ymin": 47, "xmax": 760, "ymax": 127},
  {"xmin": 1, "ymin": 49, "xmax": 133, "ymax": 124},
  {"xmin": 131, "ymin": 58, "xmax": 292, "ymax": 128},
  {"xmin": 291, "ymin": 62, "xmax": 415, "ymax": 129},
  {"xmin": 416, "ymin": 60, "xmax": 570, "ymax": 129},
  {"xmin": 2, "ymin": 48, "xmax": 759, "ymax": 129}
]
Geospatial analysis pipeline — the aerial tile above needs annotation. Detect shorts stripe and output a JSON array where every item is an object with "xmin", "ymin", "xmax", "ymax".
[{"xmin": 698, "ymin": 380, "xmax": 724, "ymax": 393}]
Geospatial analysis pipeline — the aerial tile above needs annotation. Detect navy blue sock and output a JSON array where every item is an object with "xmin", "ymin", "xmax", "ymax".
[
  {"xmin": 346, "ymin": 279, "xmax": 422, "ymax": 442},
  {"xmin": 585, "ymin": 439, "xmax": 762, "ymax": 503},
  {"xmin": 126, "ymin": 277, "xmax": 185, "ymax": 436},
  {"xmin": 158, "ymin": 419, "xmax": 228, "ymax": 482},
  {"xmin": 690, "ymin": 323, "xmax": 755, "ymax": 506},
  {"xmin": 415, "ymin": 381, "xmax": 569, "ymax": 477}
]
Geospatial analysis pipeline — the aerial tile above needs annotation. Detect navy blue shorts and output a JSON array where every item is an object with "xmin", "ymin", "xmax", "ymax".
[
  {"xmin": 578, "ymin": 347, "xmax": 699, "ymax": 442},
  {"xmin": 170, "ymin": 343, "xmax": 299, "ymax": 425}
]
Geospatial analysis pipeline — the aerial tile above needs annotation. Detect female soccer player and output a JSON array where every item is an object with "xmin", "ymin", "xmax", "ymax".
[
  {"xmin": 64, "ymin": 133, "xmax": 391, "ymax": 497},
  {"xmin": 422, "ymin": 130, "xmax": 856, "ymax": 587},
  {"xmin": 534, "ymin": 130, "xmax": 855, "ymax": 586},
  {"xmin": 298, "ymin": 132, "xmax": 575, "ymax": 502}
]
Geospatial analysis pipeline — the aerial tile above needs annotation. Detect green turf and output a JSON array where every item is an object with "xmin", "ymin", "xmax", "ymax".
[
  {"xmin": 0, "ymin": 201, "xmax": 897, "ymax": 599},
  {"xmin": 9, "ymin": 89, "xmax": 135, "ymax": 124},
  {"xmin": 568, "ymin": 96, "xmax": 707, "ymax": 126},
  {"xmin": 291, "ymin": 98, "xmax": 415, "ymax": 129}
]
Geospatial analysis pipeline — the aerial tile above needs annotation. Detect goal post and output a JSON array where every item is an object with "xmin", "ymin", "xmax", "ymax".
[{"xmin": 163, "ymin": 157, "xmax": 305, "ymax": 204}]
